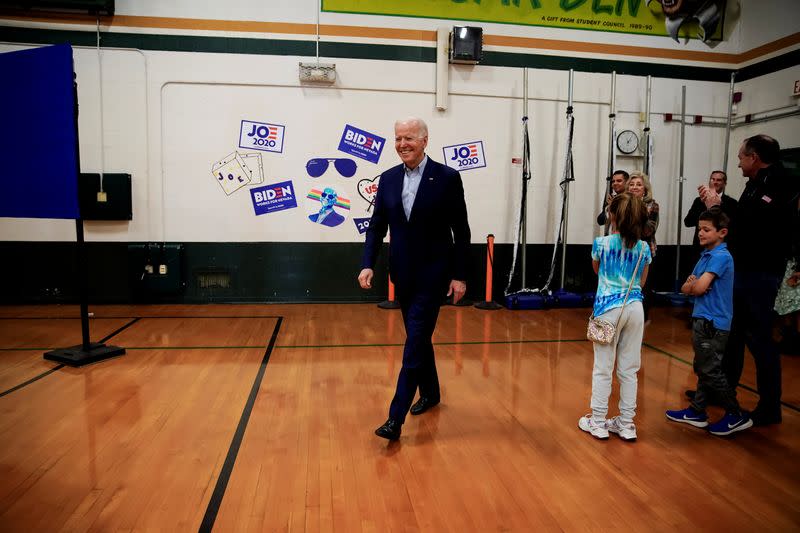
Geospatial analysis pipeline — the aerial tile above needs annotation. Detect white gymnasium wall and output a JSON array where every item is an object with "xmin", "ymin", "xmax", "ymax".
[
  {"xmin": 738, "ymin": 0, "xmax": 800, "ymax": 52},
  {"xmin": 0, "ymin": 0, "xmax": 796, "ymax": 245},
  {"xmin": 721, "ymin": 64, "xmax": 800, "ymax": 198},
  {"xmin": 0, "ymin": 43, "xmax": 733, "ymax": 245}
]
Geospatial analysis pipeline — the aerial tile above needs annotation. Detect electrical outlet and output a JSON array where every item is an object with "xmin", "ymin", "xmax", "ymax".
[
  {"xmin": 97, "ymin": 191, "xmax": 108, "ymax": 202},
  {"xmin": 159, "ymin": 264, "xmax": 167, "ymax": 275},
  {"xmin": 145, "ymin": 264, "xmax": 154, "ymax": 274}
]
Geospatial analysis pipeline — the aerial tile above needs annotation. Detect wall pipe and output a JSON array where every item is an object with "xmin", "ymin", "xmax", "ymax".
[
  {"xmin": 722, "ymin": 72, "xmax": 735, "ymax": 169},
  {"xmin": 559, "ymin": 69, "xmax": 574, "ymax": 290},
  {"xmin": 521, "ymin": 67, "xmax": 529, "ymax": 289},
  {"xmin": 436, "ymin": 27, "xmax": 449, "ymax": 111},
  {"xmin": 675, "ymin": 86, "xmax": 687, "ymax": 290},
  {"xmin": 604, "ymin": 71, "xmax": 616, "ymax": 236},
  {"xmin": 643, "ymin": 75, "xmax": 652, "ymax": 176}
]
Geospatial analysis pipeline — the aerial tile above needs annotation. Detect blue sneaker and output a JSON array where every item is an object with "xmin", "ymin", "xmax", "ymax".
[
  {"xmin": 708, "ymin": 411, "xmax": 753, "ymax": 436},
  {"xmin": 665, "ymin": 407, "xmax": 709, "ymax": 428}
]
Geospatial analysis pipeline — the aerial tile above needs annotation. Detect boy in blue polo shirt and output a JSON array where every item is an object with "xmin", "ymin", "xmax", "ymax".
[{"xmin": 666, "ymin": 208, "xmax": 752, "ymax": 436}]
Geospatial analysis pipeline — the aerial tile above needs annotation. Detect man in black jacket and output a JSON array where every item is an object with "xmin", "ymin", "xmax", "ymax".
[
  {"xmin": 684, "ymin": 170, "xmax": 738, "ymax": 247},
  {"xmin": 713, "ymin": 135, "xmax": 796, "ymax": 426},
  {"xmin": 596, "ymin": 170, "xmax": 629, "ymax": 229}
]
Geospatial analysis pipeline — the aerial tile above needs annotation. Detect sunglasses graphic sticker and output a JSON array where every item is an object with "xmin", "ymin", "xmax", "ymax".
[{"xmin": 306, "ymin": 158, "xmax": 357, "ymax": 178}]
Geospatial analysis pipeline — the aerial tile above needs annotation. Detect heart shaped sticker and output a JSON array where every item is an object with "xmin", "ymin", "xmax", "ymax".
[{"xmin": 357, "ymin": 175, "xmax": 380, "ymax": 211}]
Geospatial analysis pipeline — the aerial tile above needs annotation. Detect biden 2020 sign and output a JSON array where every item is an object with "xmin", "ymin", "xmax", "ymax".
[{"xmin": 443, "ymin": 141, "xmax": 487, "ymax": 172}]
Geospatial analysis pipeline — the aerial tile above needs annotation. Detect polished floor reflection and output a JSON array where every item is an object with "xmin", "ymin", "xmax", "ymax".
[{"xmin": 0, "ymin": 304, "xmax": 797, "ymax": 531}]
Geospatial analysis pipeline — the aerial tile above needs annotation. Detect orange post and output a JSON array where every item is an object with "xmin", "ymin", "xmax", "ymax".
[
  {"xmin": 378, "ymin": 236, "xmax": 401, "ymax": 309},
  {"xmin": 475, "ymin": 234, "xmax": 502, "ymax": 310},
  {"xmin": 378, "ymin": 273, "xmax": 400, "ymax": 309},
  {"xmin": 485, "ymin": 235, "xmax": 495, "ymax": 302}
]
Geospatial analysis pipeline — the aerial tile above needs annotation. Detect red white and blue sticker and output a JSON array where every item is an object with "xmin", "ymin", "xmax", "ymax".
[
  {"xmin": 357, "ymin": 175, "xmax": 380, "ymax": 212},
  {"xmin": 443, "ymin": 140, "xmax": 486, "ymax": 171},
  {"xmin": 239, "ymin": 120, "xmax": 286, "ymax": 153},
  {"xmin": 250, "ymin": 180, "xmax": 297, "ymax": 215},
  {"xmin": 338, "ymin": 124, "xmax": 385, "ymax": 164}
]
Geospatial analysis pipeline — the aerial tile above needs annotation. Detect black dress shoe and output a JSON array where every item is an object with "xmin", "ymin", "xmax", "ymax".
[
  {"xmin": 375, "ymin": 418, "xmax": 401, "ymax": 440},
  {"xmin": 410, "ymin": 397, "xmax": 440, "ymax": 416},
  {"xmin": 751, "ymin": 408, "xmax": 782, "ymax": 426}
]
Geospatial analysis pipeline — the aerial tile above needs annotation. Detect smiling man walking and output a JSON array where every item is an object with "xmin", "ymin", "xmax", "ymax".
[{"xmin": 358, "ymin": 117, "xmax": 471, "ymax": 441}]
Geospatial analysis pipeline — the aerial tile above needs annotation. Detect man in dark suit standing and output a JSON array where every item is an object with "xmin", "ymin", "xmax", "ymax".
[
  {"xmin": 684, "ymin": 170, "xmax": 738, "ymax": 248},
  {"xmin": 712, "ymin": 135, "xmax": 796, "ymax": 425},
  {"xmin": 681, "ymin": 170, "xmax": 739, "ymax": 282},
  {"xmin": 358, "ymin": 117, "xmax": 471, "ymax": 441}
]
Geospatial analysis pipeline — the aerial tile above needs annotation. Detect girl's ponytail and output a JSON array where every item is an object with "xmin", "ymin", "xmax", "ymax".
[{"xmin": 609, "ymin": 192, "xmax": 647, "ymax": 249}]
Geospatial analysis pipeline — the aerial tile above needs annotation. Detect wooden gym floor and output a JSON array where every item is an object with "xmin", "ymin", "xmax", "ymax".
[{"xmin": 0, "ymin": 304, "xmax": 797, "ymax": 531}]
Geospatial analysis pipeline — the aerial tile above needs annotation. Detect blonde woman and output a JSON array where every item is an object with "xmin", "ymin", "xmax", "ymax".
[
  {"xmin": 627, "ymin": 171, "xmax": 659, "ymax": 321},
  {"xmin": 627, "ymin": 171, "xmax": 659, "ymax": 257}
]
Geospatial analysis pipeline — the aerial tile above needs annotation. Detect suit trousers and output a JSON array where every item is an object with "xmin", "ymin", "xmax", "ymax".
[
  {"xmin": 389, "ymin": 287, "xmax": 442, "ymax": 423},
  {"xmin": 722, "ymin": 271, "xmax": 782, "ymax": 416}
]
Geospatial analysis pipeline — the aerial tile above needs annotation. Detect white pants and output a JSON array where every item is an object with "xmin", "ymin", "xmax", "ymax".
[{"xmin": 590, "ymin": 301, "xmax": 644, "ymax": 425}]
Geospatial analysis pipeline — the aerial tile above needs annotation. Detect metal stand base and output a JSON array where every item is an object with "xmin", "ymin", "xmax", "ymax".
[
  {"xmin": 552, "ymin": 289, "xmax": 585, "ymax": 308},
  {"xmin": 377, "ymin": 300, "xmax": 401, "ymax": 309},
  {"xmin": 474, "ymin": 300, "xmax": 502, "ymax": 310},
  {"xmin": 44, "ymin": 343, "xmax": 126, "ymax": 367}
]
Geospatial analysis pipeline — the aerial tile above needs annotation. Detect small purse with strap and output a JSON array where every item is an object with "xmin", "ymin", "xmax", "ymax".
[{"xmin": 587, "ymin": 249, "xmax": 644, "ymax": 345}]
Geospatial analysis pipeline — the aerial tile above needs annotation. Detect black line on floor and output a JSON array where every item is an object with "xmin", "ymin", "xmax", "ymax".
[
  {"xmin": 0, "ymin": 348, "xmax": 54, "ymax": 352},
  {"xmin": 198, "ymin": 316, "xmax": 283, "ymax": 533},
  {"xmin": 0, "ymin": 316, "xmax": 123, "ymax": 320},
  {"xmin": 0, "ymin": 315, "xmax": 282, "ymax": 320},
  {"xmin": 0, "ymin": 364, "xmax": 65, "ymax": 399},
  {"xmin": 643, "ymin": 342, "xmax": 800, "ymax": 413},
  {"xmin": 120, "ymin": 315, "xmax": 283, "ymax": 319},
  {"xmin": 0, "ymin": 319, "xmax": 140, "ymax": 398},
  {"xmin": 275, "ymin": 338, "xmax": 587, "ymax": 349},
  {"xmin": 98, "ymin": 317, "xmax": 141, "ymax": 343},
  {"xmin": 0, "ymin": 338, "xmax": 584, "ymax": 351}
]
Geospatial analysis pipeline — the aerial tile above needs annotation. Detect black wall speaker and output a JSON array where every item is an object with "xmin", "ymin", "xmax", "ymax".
[{"xmin": 450, "ymin": 26, "xmax": 483, "ymax": 64}]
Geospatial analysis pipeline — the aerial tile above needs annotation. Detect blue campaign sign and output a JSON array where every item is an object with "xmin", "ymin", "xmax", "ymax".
[
  {"xmin": 353, "ymin": 217, "xmax": 372, "ymax": 235},
  {"xmin": 337, "ymin": 124, "xmax": 385, "ymax": 164},
  {"xmin": 250, "ymin": 180, "xmax": 298, "ymax": 215},
  {"xmin": 0, "ymin": 44, "xmax": 80, "ymax": 219}
]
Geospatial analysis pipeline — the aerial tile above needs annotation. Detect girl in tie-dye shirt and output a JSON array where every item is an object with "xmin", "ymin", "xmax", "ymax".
[{"xmin": 579, "ymin": 193, "xmax": 652, "ymax": 442}]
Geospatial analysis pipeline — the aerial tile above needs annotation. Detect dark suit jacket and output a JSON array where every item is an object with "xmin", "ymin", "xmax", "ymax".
[
  {"xmin": 361, "ymin": 157, "xmax": 470, "ymax": 293},
  {"xmin": 684, "ymin": 193, "xmax": 738, "ymax": 247}
]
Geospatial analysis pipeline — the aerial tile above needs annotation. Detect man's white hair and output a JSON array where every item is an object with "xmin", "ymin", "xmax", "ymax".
[{"xmin": 395, "ymin": 117, "xmax": 428, "ymax": 138}]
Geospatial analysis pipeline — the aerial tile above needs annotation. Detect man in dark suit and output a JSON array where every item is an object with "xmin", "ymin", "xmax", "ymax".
[
  {"xmin": 684, "ymin": 170, "xmax": 738, "ymax": 247},
  {"xmin": 680, "ymin": 171, "xmax": 739, "ymax": 294},
  {"xmin": 358, "ymin": 117, "xmax": 471, "ymax": 441},
  {"xmin": 714, "ymin": 135, "xmax": 796, "ymax": 425}
]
